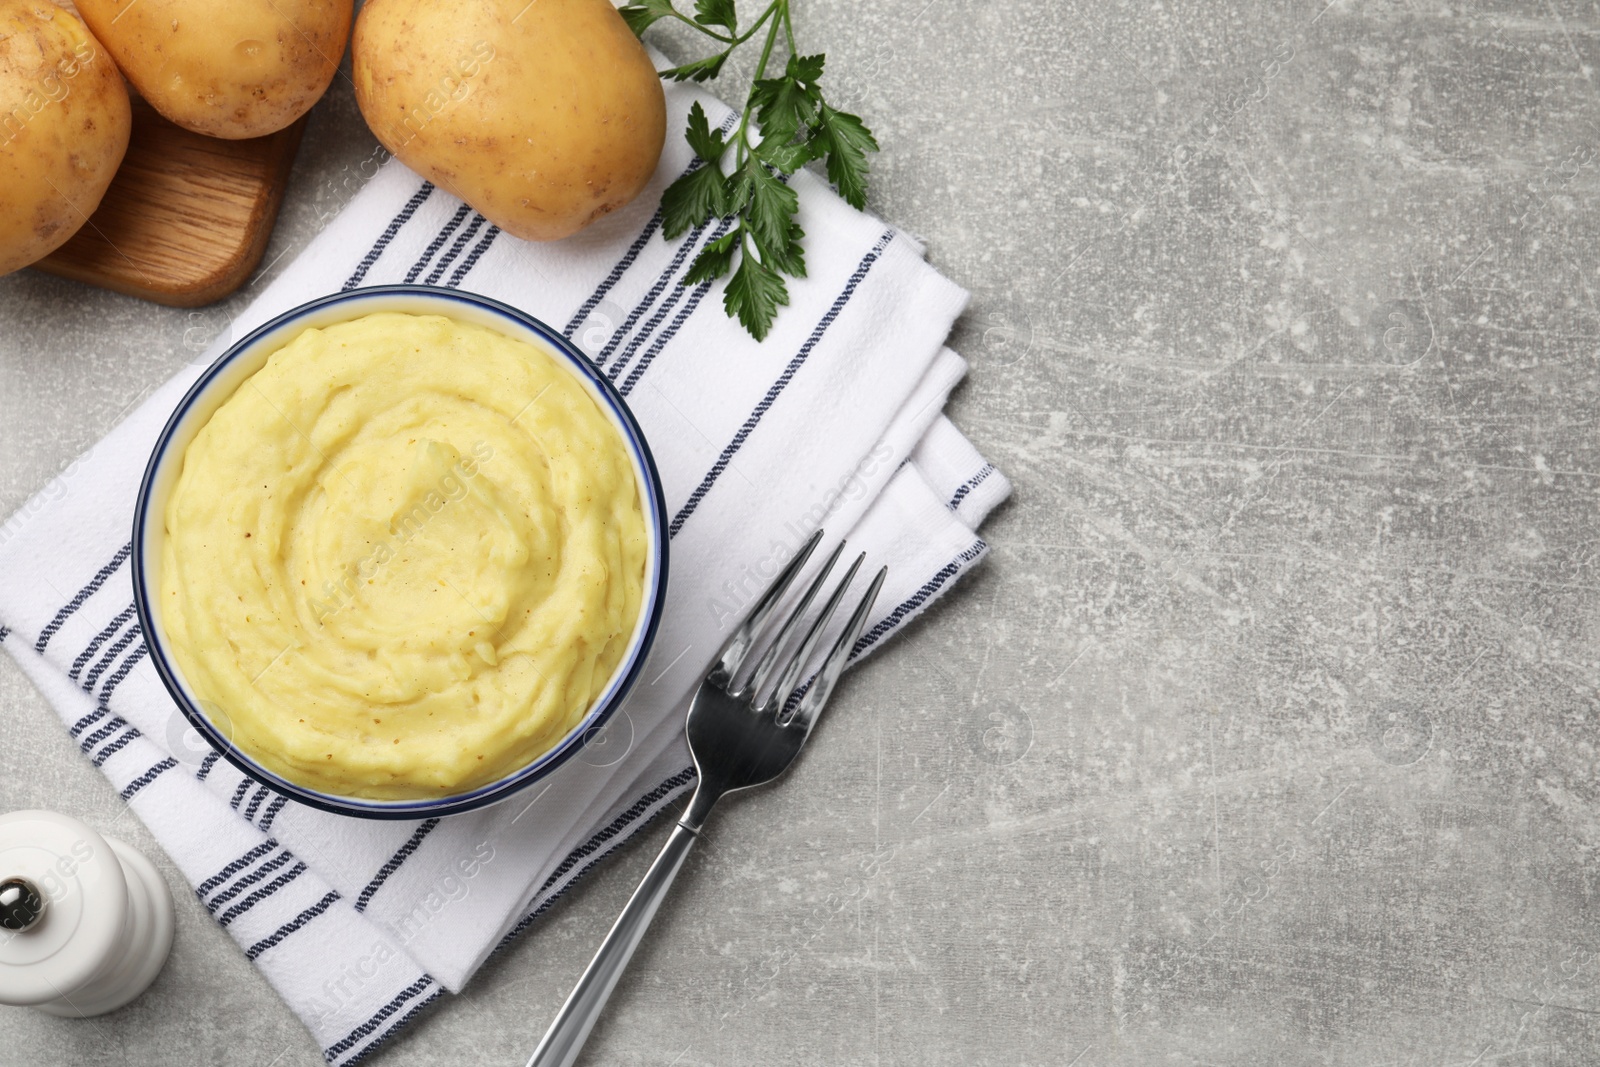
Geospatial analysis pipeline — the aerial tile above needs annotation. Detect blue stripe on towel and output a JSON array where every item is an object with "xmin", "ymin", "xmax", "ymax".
[
  {"xmin": 95, "ymin": 643, "xmax": 147, "ymax": 707},
  {"xmin": 564, "ymin": 215, "xmax": 665, "ymax": 340},
  {"xmin": 206, "ymin": 849, "xmax": 294, "ymax": 911},
  {"xmin": 197, "ymin": 841, "xmax": 279, "ymax": 897},
  {"xmin": 243, "ymin": 785, "xmax": 271, "ymax": 824},
  {"xmin": 424, "ymin": 214, "xmax": 487, "ymax": 286},
  {"xmin": 259, "ymin": 793, "xmax": 290, "ymax": 832},
  {"xmin": 36, "ymin": 541, "xmax": 131, "ymax": 652},
  {"xmin": 594, "ymin": 216, "xmax": 716, "ymax": 368},
  {"xmin": 609, "ymin": 215, "xmax": 734, "ymax": 387},
  {"xmin": 217, "ymin": 862, "xmax": 308, "ymax": 927},
  {"xmin": 446, "ymin": 225, "xmax": 501, "ymax": 287},
  {"xmin": 245, "ymin": 890, "xmax": 341, "ymax": 961},
  {"xmin": 604, "ymin": 272, "xmax": 694, "ymax": 378},
  {"xmin": 79, "ymin": 715, "xmax": 128, "ymax": 752},
  {"xmin": 120, "ymin": 757, "xmax": 176, "ymax": 801},
  {"xmin": 335, "ymin": 982, "xmax": 447, "ymax": 1067},
  {"xmin": 70, "ymin": 705, "xmax": 111, "ymax": 738},
  {"xmin": 323, "ymin": 976, "xmax": 437, "ymax": 1060},
  {"xmin": 354, "ymin": 817, "xmax": 441, "ymax": 913},
  {"xmin": 90, "ymin": 727, "xmax": 140, "ymax": 767},
  {"xmin": 343, "ymin": 183, "xmax": 435, "ymax": 290},
  {"xmin": 403, "ymin": 203, "xmax": 470, "ymax": 284},
  {"xmin": 81, "ymin": 622, "xmax": 140, "ymax": 693},
  {"xmin": 669, "ymin": 230, "xmax": 897, "ymax": 539},
  {"xmin": 617, "ymin": 271, "xmax": 719, "ymax": 397},
  {"xmin": 70, "ymin": 602, "xmax": 135, "ymax": 680},
  {"xmin": 947, "ymin": 465, "xmax": 996, "ymax": 511}
]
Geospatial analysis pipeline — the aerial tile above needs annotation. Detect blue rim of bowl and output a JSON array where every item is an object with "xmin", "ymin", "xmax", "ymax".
[{"xmin": 132, "ymin": 285, "xmax": 670, "ymax": 820}]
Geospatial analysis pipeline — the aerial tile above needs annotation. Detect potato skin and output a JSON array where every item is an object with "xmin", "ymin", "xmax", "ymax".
[
  {"xmin": 74, "ymin": 0, "xmax": 351, "ymax": 139},
  {"xmin": 353, "ymin": 0, "xmax": 667, "ymax": 242},
  {"xmin": 0, "ymin": 1, "xmax": 130, "ymax": 277}
]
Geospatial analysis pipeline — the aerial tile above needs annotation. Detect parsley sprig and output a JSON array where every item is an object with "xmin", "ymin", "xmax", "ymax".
[{"xmin": 620, "ymin": 0, "xmax": 879, "ymax": 340}]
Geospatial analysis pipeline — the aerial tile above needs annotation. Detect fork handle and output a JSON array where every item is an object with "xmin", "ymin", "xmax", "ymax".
[{"xmin": 524, "ymin": 821, "xmax": 700, "ymax": 1067}]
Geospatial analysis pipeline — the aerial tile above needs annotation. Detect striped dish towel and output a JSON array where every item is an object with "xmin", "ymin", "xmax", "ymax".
[{"xmin": 0, "ymin": 75, "xmax": 1009, "ymax": 1064}]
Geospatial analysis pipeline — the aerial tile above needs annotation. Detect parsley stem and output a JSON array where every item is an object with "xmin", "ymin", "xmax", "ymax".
[
  {"xmin": 729, "ymin": 3, "xmax": 780, "ymax": 47},
  {"xmin": 672, "ymin": 1, "xmax": 781, "ymax": 50},
  {"xmin": 739, "ymin": 224, "xmax": 759, "ymax": 267},
  {"xmin": 733, "ymin": 0, "xmax": 787, "ymax": 172},
  {"xmin": 666, "ymin": 8, "xmax": 736, "ymax": 44}
]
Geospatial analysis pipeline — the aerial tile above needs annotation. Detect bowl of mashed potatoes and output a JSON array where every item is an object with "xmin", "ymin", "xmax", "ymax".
[{"xmin": 132, "ymin": 286, "xmax": 668, "ymax": 819}]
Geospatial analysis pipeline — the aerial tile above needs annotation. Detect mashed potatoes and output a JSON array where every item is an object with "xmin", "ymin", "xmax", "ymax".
[{"xmin": 161, "ymin": 311, "xmax": 647, "ymax": 799}]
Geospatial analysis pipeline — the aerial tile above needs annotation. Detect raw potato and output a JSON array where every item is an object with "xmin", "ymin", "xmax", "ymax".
[
  {"xmin": 0, "ymin": 1, "xmax": 130, "ymax": 277},
  {"xmin": 74, "ymin": 0, "xmax": 351, "ymax": 139},
  {"xmin": 353, "ymin": 0, "xmax": 666, "ymax": 242}
]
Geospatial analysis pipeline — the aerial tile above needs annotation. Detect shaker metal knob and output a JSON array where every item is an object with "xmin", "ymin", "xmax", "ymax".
[{"xmin": 0, "ymin": 877, "xmax": 44, "ymax": 932}]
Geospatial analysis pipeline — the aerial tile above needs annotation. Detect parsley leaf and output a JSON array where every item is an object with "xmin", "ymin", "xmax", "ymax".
[
  {"xmin": 722, "ymin": 160, "xmax": 754, "ymax": 219},
  {"xmin": 754, "ymin": 221, "xmax": 808, "ymax": 278},
  {"xmin": 787, "ymin": 52, "xmax": 825, "ymax": 86},
  {"xmin": 619, "ymin": 0, "xmax": 679, "ymax": 36},
  {"xmin": 683, "ymin": 230, "xmax": 739, "ymax": 286},
  {"xmin": 723, "ymin": 243, "xmax": 789, "ymax": 340},
  {"xmin": 660, "ymin": 163, "xmax": 727, "ymax": 239},
  {"xmin": 692, "ymin": 0, "xmax": 738, "ymax": 31},
  {"xmin": 814, "ymin": 104, "xmax": 877, "ymax": 210},
  {"xmin": 755, "ymin": 136, "xmax": 814, "ymax": 174},
  {"xmin": 741, "ymin": 162, "xmax": 799, "ymax": 251},
  {"xmin": 682, "ymin": 101, "xmax": 727, "ymax": 164},
  {"xmin": 750, "ymin": 53, "xmax": 824, "ymax": 142},
  {"xmin": 661, "ymin": 50, "xmax": 731, "ymax": 82}
]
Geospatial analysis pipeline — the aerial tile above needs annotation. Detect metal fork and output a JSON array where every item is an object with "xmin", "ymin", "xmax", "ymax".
[{"xmin": 525, "ymin": 529, "xmax": 885, "ymax": 1067}]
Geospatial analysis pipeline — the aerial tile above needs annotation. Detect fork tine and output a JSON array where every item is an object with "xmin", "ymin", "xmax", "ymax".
[
  {"xmin": 767, "ymin": 552, "xmax": 865, "ymax": 715},
  {"xmin": 746, "ymin": 541, "xmax": 845, "ymax": 702},
  {"xmin": 788, "ymin": 565, "xmax": 886, "ymax": 735},
  {"xmin": 707, "ymin": 528, "xmax": 823, "ymax": 690}
]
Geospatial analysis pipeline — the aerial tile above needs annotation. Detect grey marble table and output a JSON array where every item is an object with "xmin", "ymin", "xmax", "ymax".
[{"xmin": 5, "ymin": 1, "xmax": 1600, "ymax": 1064}]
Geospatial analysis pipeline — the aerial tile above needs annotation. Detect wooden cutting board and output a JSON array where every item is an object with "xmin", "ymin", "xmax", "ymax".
[{"xmin": 32, "ymin": 96, "xmax": 306, "ymax": 308}]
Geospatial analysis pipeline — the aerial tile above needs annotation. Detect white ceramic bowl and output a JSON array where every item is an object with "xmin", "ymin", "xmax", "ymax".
[{"xmin": 131, "ymin": 285, "xmax": 669, "ymax": 819}]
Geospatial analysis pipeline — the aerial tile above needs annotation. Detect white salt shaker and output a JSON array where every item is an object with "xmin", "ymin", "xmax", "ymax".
[{"xmin": 0, "ymin": 810, "xmax": 174, "ymax": 1016}]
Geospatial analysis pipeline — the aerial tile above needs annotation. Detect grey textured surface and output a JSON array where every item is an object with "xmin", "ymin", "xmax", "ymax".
[{"xmin": 4, "ymin": 0, "xmax": 1600, "ymax": 1064}]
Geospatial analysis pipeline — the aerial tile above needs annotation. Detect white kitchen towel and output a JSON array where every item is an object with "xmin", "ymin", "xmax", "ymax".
[{"xmin": 0, "ymin": 77, "xmax": 1009, "ymax": 1065}]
